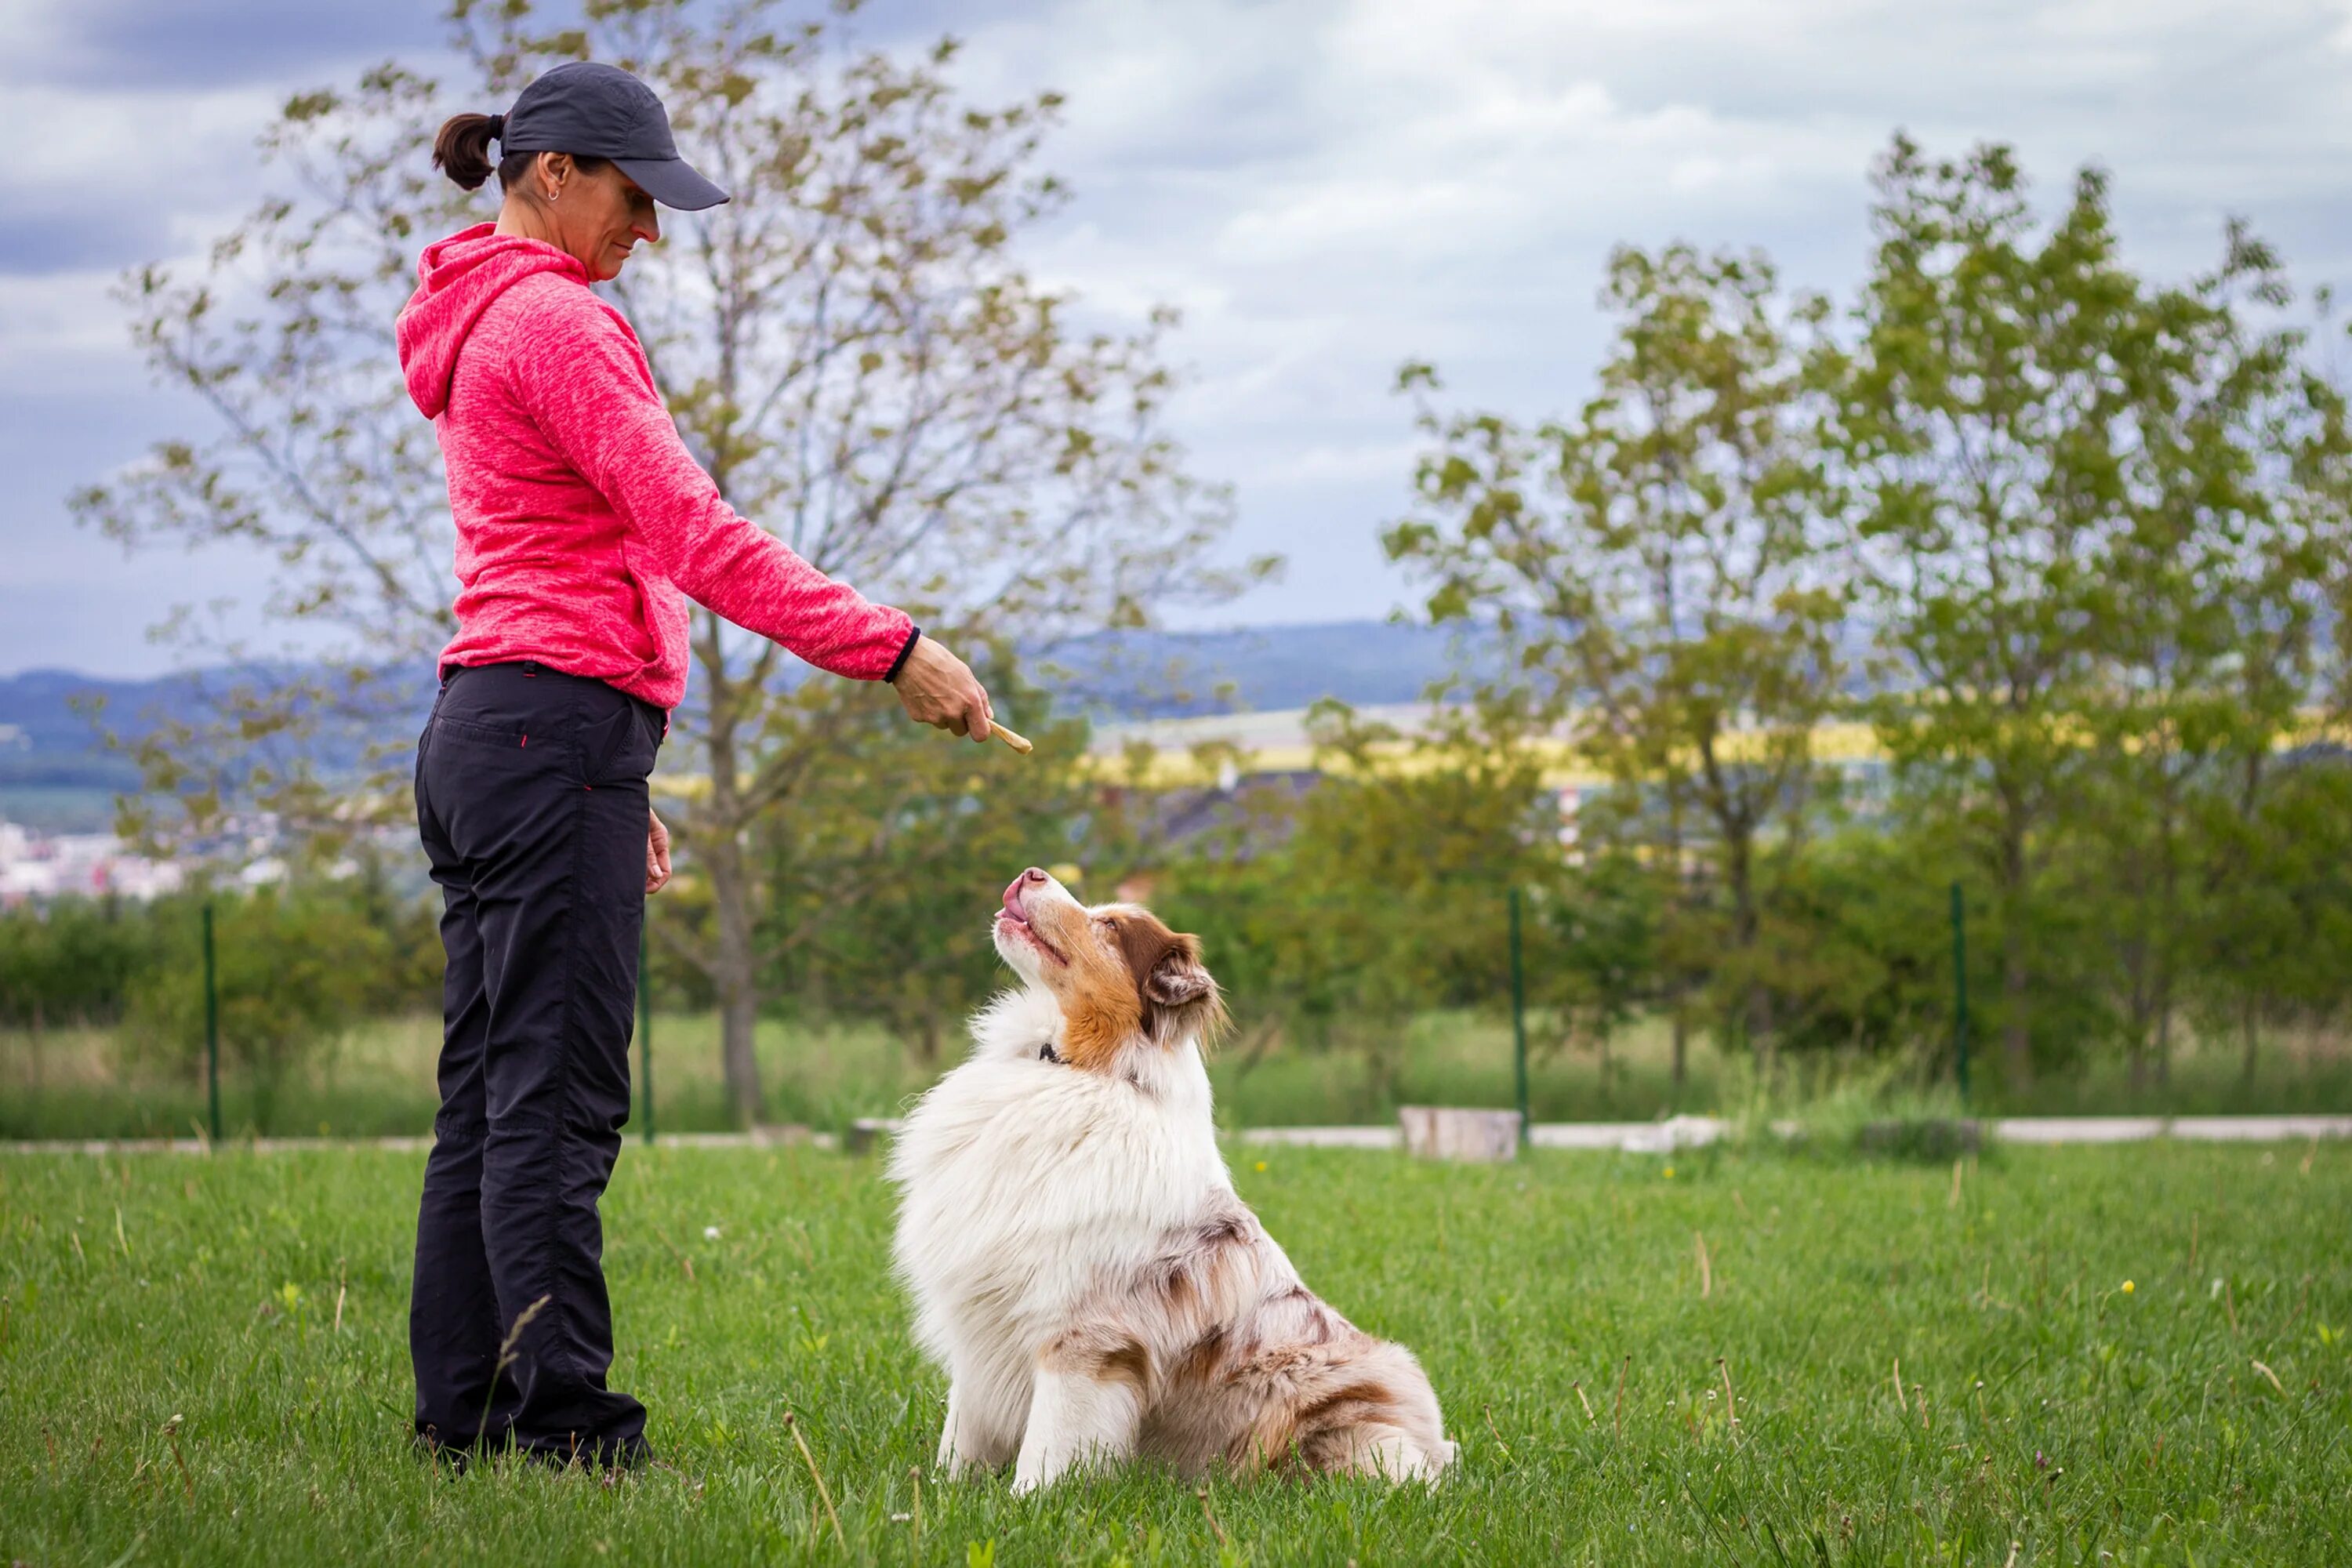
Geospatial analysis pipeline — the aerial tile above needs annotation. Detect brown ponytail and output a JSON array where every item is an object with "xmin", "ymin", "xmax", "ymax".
[
  {"xmin": 433, "ymin": 112, "xmax": 502, "ymax": 191},
  {"xmin": 431, "ymin": 114, "xmax": 613, "ymax": 199}
]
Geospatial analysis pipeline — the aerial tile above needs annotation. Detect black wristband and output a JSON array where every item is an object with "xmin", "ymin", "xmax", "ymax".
[{"xmin": 883, "ymin": 625, "xmax": 921, "ymax": 684}]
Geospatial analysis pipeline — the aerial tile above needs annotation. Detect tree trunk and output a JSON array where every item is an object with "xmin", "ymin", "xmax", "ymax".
[
  {"xmin": 699, "ymin": 788, "xmax": 765, "ymax": 1128},
  {"xmin": 2000, "ymin": 936, "xmax": 2031, "ymax": 1091},
  {"xmin": 1724, "ymin": 823, "xmax": 1770, "ymax": 1073},
  {"xmin": 1998, "ymin": 821, "xmax": 2033, "ymax": 1091},
  {"xmin": 690, "ymin": 612, "xmax": 771, "ymax": 1130}
]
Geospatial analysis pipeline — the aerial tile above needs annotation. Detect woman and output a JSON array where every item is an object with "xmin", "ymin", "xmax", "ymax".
[{"xmin": 397, "ymin": 60, "xmax": 993, "ymax": 1468}]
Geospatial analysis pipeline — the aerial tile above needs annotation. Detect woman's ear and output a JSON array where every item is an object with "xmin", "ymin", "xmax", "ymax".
[{"xmin": 538, "ymin": 151, "xmax": 572, "ymax": 202}]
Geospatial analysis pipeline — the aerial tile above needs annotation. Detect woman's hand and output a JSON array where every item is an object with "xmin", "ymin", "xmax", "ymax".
[
  {"xmin": 646, "ymin": 809, "xmax": 673, "ymax": 895},
  {"xmin": 890, "ymin": 634, "xmax": 993, "ymax": 742}
]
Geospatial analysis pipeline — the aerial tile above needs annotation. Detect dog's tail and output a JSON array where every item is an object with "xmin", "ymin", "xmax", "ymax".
[{"xmin": 1352, "ymin": 1425, "xmax": 1456, "ymax": 1484}]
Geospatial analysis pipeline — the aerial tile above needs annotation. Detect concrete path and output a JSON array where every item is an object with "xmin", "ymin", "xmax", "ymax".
[
  {"xmin": 1242, "ymin": 1113, "xmax": 2352, "ymax": 1152},
  {"xmin": 6, "ymin": 1113, "xmax": 2349, "ymax": 1158}
]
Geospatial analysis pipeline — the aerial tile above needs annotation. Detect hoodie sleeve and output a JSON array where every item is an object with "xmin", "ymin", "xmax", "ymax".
[{"xmin": 504, "ymin": 287, "xmax": 916, "ymax": 682}]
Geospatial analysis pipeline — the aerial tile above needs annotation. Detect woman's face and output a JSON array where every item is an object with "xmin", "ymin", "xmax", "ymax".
[{"xmin": 533, "ymin": 154, "xmax": 661, "ymax": 282}]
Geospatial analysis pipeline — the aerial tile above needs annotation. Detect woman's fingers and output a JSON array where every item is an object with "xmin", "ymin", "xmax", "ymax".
[
  {"xmin": 646, "ymin": 809, "xmax": 673, "ymax": 895},
  {"xmin": 893, "ymin": 635, "xmax": 999, "ymax": 742}
]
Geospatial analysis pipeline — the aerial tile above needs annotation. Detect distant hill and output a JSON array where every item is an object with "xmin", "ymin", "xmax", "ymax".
[
  {"xmin": 0, "ymin": 670, "xmax": 158, "ymax": 828},
  {"xmin": 1037, "ymin": 619, "xmax": 1500, "ymax": 717},
  {"xmin": 0, "ymin": 621, "xmax": 1496, "ymax": 830},
  {"xmin": 0, "ymin": 664, "xmax": 437, "ymax": 833}
]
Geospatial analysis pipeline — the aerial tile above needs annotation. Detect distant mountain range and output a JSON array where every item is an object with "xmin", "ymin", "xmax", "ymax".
[
  {"xmin": 1040, "ymin": 620, "xmax": 1501, "ymax": 716},
  {"xmin": 0, "ymin": 620, "xmax": 1497, "ymax": 830}
]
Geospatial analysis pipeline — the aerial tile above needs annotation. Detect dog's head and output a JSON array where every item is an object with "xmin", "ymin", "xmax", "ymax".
[{"xmin": 992, "ymin": 866, "xmax": 1226, "ymax": 1069}]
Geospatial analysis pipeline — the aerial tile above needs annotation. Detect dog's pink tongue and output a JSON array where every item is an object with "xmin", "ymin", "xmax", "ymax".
[{"xmin": 1001, "ymin": 875, "xmax": 1029, "ymax": 920}]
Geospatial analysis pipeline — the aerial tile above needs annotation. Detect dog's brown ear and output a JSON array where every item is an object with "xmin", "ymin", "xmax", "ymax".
[
  {"xmin": 1113, "ymin": 915, "xmax": 1226, "ymax": 1044},
  {"xmin": 1145, "ymin": 934, "xmax": 1227, "ymax": 1046},
  {"xmin": 1143, "ymin": 940, "xmax": 1215, "ymax": 1007}
]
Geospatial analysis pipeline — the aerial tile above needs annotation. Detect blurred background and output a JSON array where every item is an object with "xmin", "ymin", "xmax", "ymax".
[{"xmin": 5, "ymin": 0, "xmax": 2351, "ymax": 1138}]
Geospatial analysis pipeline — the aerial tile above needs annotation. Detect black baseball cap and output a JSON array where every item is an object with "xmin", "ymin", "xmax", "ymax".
[{"xmin": 493, "ymin": 60, "xmax": 729, "ymax": 211}]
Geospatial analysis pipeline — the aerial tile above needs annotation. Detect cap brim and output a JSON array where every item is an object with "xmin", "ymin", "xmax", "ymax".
[{"xmin": 613, "ymin": 156, "xmax": 730, "ymax": 211}]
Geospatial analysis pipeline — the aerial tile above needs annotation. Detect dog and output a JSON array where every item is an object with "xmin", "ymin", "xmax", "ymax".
[{"xmin": 888, "ymin": 866, "xmax": 1455, "ymax": 1494}]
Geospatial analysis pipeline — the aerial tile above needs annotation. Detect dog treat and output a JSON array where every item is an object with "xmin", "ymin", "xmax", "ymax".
[{"xmin": 987, "ymin": 720, "xmax": 1033, "ymax": 755}]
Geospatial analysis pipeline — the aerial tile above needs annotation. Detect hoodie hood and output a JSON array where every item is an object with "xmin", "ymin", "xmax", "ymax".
[{"xmin": 397, "ymin": 223, "xmax": 588, "ymax": 419}]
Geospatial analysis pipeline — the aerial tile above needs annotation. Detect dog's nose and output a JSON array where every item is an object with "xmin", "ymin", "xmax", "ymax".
[{"xmin": 1021, "ymin": 866, "xmax": 1047, "ymax": 885}]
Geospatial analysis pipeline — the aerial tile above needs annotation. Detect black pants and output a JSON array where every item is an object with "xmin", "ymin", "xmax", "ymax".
[{"xmin": 410, "ymin": 662, "xmax": 664, "ymax": 1463}]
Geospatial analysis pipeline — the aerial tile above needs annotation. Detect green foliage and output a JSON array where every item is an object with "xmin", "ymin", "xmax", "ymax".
[
  {"xmin": 1823, "ymin": 137, "xmax": 2352, "ymax": 1091},
  {"xmin": 122, "ymin": 890, "xmax": 391, "ymax": 1112},
  {"xmin": 1389, "ymin": 243, "xmax": 1844, "ymax": 1073},
  {"xmin": 0, "ymin": 898, "xmax": 159, "ymax": 1030},
  {"xmin": 0, "ymin": 880, "xmax": 437, "ymax": 1129}
]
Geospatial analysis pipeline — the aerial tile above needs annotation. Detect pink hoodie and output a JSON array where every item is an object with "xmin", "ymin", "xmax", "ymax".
[{"xmin": 396, "ymin": 223, "xmax": 914, "ymax": 710}]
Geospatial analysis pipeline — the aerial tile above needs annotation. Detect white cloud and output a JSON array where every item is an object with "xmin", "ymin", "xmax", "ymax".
[
  {"xmin": 924, "ymin": 0, "xmax": 2352, "ymax": 626},
  {"xmin": 6, "ymin": 0, "xmax": 2352, "ymax": 666}
]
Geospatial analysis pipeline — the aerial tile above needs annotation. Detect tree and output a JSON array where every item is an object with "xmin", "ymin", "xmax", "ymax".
[
  {"xmin": 2189, "ymin": 757, "xmax": 2352, "ymax": 1087},
  {"xmin": 75, "ymin": 0, "xmax": 1268, "ymax": 1123},
  {"xmin": 1824, "ymin": 137, "xmax": 2352, "ymax": 1092},
  {"xmin": 1827, "ymin": 140, "xmax": 2151, "ymax": 1091},
  {"xmin": 1385, "ymin": 243, "xmax": 1842, "ymax": 1070},
  {"xmin": 2082, "ymin": 227, "xmax": 2352, "ymax": 1087}
]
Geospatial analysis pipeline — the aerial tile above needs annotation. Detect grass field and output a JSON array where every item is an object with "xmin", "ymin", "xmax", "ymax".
[
  {"xmin": 2, "ymin": 1139, "xmax": 2347, "ymax": 1564},
  {"xmin": 8, "ymin": 1007, "xmax": 2352, "ymax": 1140}
]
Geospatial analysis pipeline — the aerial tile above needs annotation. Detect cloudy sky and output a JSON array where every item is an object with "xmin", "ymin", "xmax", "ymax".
[{"xmin": 5, "ymin": 0, "xmax": 2351, "ymax": 677}]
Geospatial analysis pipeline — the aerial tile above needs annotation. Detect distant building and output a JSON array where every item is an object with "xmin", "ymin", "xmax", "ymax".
[{"xmin": 0, "ymin": 821, "xmax": 186, "ymax": 906}]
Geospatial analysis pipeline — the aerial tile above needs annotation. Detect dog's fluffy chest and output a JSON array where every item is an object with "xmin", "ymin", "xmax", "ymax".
[{"xmin": 889, "ymin": 989, "xmax": 1230, "ymax": 1355}]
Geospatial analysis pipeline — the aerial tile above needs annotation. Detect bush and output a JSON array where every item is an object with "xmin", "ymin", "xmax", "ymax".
[
  {"xmin": 0, "ymin": 898, "xmax": 160, "ymax": 1029},
  {"xmin": 120, "ymin": 887, "xmax": 397, "ymax": 1121}
]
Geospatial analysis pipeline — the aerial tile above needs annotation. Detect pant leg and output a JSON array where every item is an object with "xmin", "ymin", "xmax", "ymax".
[
  {"xmin": 410, "ymin": 691, "xmax": 518, "ymax": 1450},
  {"xmin": 416, "ymin": 664, "xmax": 662, "ymax": 1461}
]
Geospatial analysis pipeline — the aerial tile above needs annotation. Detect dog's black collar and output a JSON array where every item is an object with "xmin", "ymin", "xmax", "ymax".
[{"xmin": 1039, "ymin": 1041, "xmax": 1062, "ymax": 1064}]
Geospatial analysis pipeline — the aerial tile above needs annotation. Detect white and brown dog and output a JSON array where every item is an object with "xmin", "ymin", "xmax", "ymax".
[{"xmin": 888, "ymin": 867, "xmax": 1454, "ymax": 1494}]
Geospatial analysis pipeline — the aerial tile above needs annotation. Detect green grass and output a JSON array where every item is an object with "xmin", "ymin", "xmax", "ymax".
[
  {"xmin": 2, "ymin": 1142, "xmax": 2347, "ymax": 1564},
  {"xmin": 8, "ymin": 1008, "xmax": 2350, "ymax": 1140}
]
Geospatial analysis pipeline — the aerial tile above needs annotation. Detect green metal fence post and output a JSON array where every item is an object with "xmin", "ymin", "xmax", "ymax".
[
  {"xmin": 638, "ymin": 916, "xmax": 655, "ymax": 1145},
  {"xmin": 1950, "ymin": 880, "xmax": 1970, "ymax": 1102},
  {"xmin": 202, "ymin": 900, "xmax": 221, "ymax": 1145},
  {"xmin": 1509, "ymin": 887, "xmax": 1530, "ymax": 1145}
]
